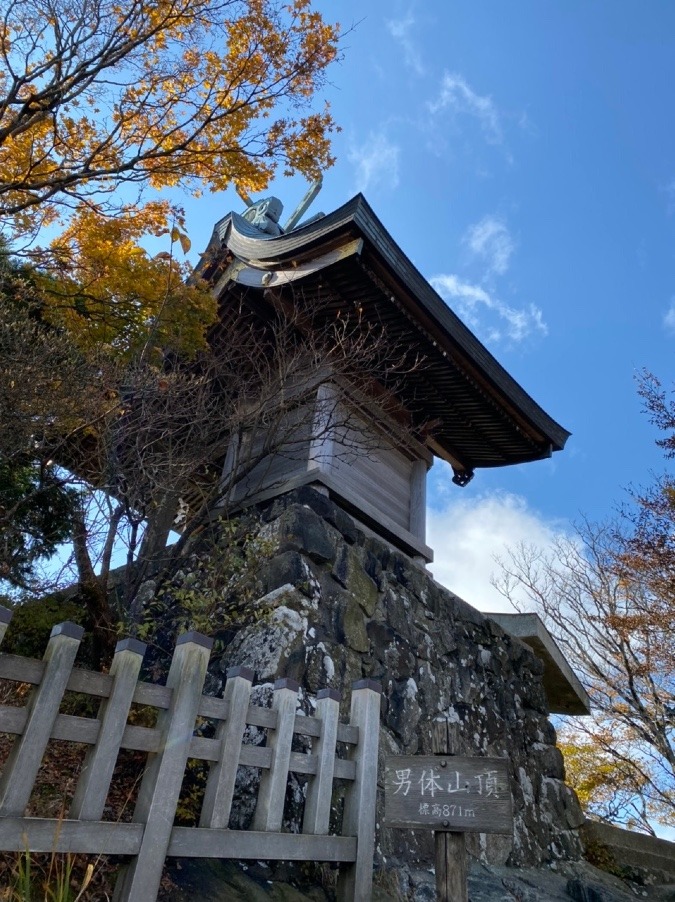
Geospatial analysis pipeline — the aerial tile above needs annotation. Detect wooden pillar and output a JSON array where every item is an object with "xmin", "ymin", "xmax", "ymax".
[
  {"xmin": 303, "ymin": 687, "xmax": 341, "ymax": 835},
  {"xmin": 253, "ymin": 677, "xmax": 299, "ymax": 833},
  {"xmin": 336, "ymin": 679, "xmax": 381, "ymax": 902},
  {"xmin": 409, "ymin": 458, "xmax": 428, "ymax": 543},
  {"xmin": 307, "ymin": 382, "xmax": 338, "ymax": 473},
  {"xmin": 0, "ymin": 622, "xmax": 83, "ymax": 817},
  {"xmin": 200, "ymin": 665, "xmax": 255, "ymax": 829},
  {"xmin": 113, "ymin": 631, "xmax": 212, "ymax": 902},
  {"xmin": 431, "ymin": 719, "xmax": 467, "ymax": 902},
  {"xmin": 70, "ymin": 637, "xmax": 147, "ymax": 821}
]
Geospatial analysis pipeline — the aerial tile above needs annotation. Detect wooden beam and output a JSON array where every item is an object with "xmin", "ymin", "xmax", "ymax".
[
  {"xmin": 0, "ymin": 818, "xmax": 143, "ymax": 855},
  {"xmin": 303, "ymin": 689, "xmax": 341, "ymax": 835},
  {"xmin": 168, "ymin": 827, "xmax": 356, "ymax": 862}
]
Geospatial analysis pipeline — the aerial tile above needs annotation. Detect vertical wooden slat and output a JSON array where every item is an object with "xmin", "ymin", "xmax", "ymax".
[
  {"xmin": 336, "ymin": 679, "xmax": 381, "ymax": 902},
  {"xmin": 113, "ymin": 631, "xmax": 212, "ymax": 902},
  {"xmin": 252, "ymin": 677, "xmax": 299, "ymax": 833},
  {"xmin": 70, "ymin": 637, "xmax": 146, "ymax": 821},
  {"xmin": 0, "ymin": 621, "xmax": 83, "ymax": 817},
  {"xmin": 200, "ymin": 665, "xmax": 254, "ymax": 829},
  {"xmin": 302, "ymin": 688, "xmax": 340, "ymax": 835},
  {"xmin": 0, "ymin": 605, "xmax": 13, "ymax": 648}
]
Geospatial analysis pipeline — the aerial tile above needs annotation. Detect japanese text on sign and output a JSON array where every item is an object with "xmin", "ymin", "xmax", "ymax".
[
  {"xmin": 383, "ymin": 756, "xmax": 512, "ymax": 834},
  {"xmin": 392, "ymin": 766, "xmax": 502, "ymax": 801}
]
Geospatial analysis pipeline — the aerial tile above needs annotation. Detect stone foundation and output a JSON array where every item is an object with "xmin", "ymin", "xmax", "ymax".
[{"xmin": 169, "ymin": 487, "xmax": 585, "ymax": 875}]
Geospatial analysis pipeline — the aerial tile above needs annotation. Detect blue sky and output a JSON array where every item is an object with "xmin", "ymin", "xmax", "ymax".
[{"xmin": 176, "ymin": 1, "xmax": 675, "ymax": 610}]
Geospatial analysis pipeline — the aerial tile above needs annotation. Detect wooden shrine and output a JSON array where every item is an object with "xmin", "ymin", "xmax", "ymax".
[{"xmin": 197, "ymin": 193, "xmax": 569, "ymax": 563}]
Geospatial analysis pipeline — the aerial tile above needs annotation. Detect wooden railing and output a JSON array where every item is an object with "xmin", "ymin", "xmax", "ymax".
[{"xmin": 0, "ymin": 609, "xmax": 381, "ymax": 901}]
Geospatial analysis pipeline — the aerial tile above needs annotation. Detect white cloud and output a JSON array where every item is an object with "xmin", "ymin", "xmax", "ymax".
[
  {"xmin": 664, "ymin": 298, "xmax": 675, "ymax": 334},
  {"xmin": 430, "ymin": 273, "xmax": 548, "ymax": 344},
  {"xmin": 386, "ymin": 12, "xmax": 424, "ymax": 76},
  {"xmin": 348, "ymin": 132, "xmax": 400, "ymax": 194},
  {"xmin": 427, "ymin": 482, "xmax": 567, "ymax": 614},
  {"xmin": 464, "ymin": 215, "xmax": 514, "ymax": 276},
  {"xmin": 429, "ymin": 72, "xmax": 502, "ymax": 144}
]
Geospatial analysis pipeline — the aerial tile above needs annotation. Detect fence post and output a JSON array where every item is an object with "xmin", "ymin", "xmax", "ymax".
[
  {"xmin": 0, "ymin": 605, "xmax": 13, "ymax": 648},
  {"xmin": 0, "ymin": 621, "xmax": 84, "ymax": 817},
  {"xmin": 253, "ymin": 677, "xmax": 299, "ymax": 833},
  {"xmin": 336, "ymin": 679, "xmax": 381, "ymax": 902},
  {"xmin": 70, "ymin": 637, "xmax": 147, "ymax": 821},
  {"xmin": 303, "ymin": 688, "xmax": 341, "ymax": 835},
  {"xmin": 200, "ymin": 665, "xmax": 255, "ymax": 829},
  {"xmin": 113, "ymin": 631, "xmax": 212, "ymax": 902}
]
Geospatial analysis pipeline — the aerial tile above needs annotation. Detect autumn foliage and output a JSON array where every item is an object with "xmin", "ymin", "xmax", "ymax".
[
  {"xmin": 495, "ymin": 375, "xmax": 675, "ymax": 834},
  {"xmin": 0, "ymin": 0, "xmax": 339, "ymax": 239},
  {"xmin": 0, "ymin": 0, "xmax": 343, "ymax": 657},
  {"xmin": 0, "ymin": 0, "xmax": 340, "ymax": 360},
  {"xmin": 40, "ymin": 204, "xmax": 217, "ymax": 357}
]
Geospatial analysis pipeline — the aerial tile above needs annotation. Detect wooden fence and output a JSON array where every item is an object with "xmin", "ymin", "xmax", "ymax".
[{"xmin": 0, "ymin": 608, "xmax": 381, "ymax": 901}]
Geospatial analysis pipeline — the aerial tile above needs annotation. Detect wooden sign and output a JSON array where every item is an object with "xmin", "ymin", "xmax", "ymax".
[{"xmin": 383, "ymin": 755, "xmax": 512, "ymax": 834}]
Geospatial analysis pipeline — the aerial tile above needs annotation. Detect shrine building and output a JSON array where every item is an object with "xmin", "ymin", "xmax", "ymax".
[{"xmin": 196, "ymin": 192, "xmax": 570, "ymax": 567}]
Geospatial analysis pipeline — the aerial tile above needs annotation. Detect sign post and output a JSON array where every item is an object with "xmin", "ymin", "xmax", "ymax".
[
  {"xmin": 384, "ymin": 721, "xmax": 513, "ymax": 902},
  {"xmin": 432, "ymin": 720, "xmax": 466, "ymax": 902}
]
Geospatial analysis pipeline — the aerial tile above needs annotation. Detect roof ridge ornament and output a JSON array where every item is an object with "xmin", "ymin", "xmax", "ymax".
[
  {"xmin": 241, "ymin": 196, "xmax": 284, "ymax": 236},
  {"xmin": 234, "ymin": 179, "xmax": 324, "ymax": 237},
  {"xmin": 283, "ymin": 177, "xmax": 323, "ymax": 231}
]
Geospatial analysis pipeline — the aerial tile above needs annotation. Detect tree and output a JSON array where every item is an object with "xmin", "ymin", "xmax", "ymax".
[
  {"xmin": 0, "ymin": 0, "xmax": 341, "ymax": 356},
  {"xmin": 38, "ymin": 205, "xmax": 218, "ymax": 357},
  {"xmin": 494, "ymin": 377, "xmax": 675, "ymax": 834},
  {"xmin": 0, "ymin": 0, "xmax": 339, "ymax": 243},
  {"xmin": 106, "ymin": 295, "xmax": 414, "ymax": 600},
  {"xmin": 559, "ymin": 729, "xmax": 655, "ymax": 830},
  {"xmin": 0, "ymin": 459, "xmax": 78, "ymax": 586},
  {"xmin": 0, "ymin": 249, "xmax": 91, "ymax": 587},
  {"xmin": 0, "ymin": 0, "xmax": 344, "ymax": 658},
  {"xmin": 495, "ymin": 520, "xmax": 675, "ymax": 833},
  {"xmin": 622, "ymin": 371, "xmax": 675, "ymax": 615},
  {"xmin": 1, "ymin": 274, "xmax": 416, "ymax": 662}
]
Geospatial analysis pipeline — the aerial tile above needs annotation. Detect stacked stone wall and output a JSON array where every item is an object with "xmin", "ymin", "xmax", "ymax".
[{"xmin": 181, "ymin": 487, "xmax": 585, "ymax": 879}]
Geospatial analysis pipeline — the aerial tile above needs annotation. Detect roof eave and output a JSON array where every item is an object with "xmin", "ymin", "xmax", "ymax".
[{"xmin": 207, "ymin": 195, "xmax": 570, "ymax": 457}]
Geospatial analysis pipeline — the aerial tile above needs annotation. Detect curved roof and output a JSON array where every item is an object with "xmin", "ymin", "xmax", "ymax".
[{"xmin": 199, "ymin": 194, "xmax": 570, "ymax": 478}]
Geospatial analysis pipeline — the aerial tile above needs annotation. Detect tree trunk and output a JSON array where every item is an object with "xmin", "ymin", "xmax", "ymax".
[{"xmin": 72, "ymin": 506, "xmax": 116, "ymax": 667}]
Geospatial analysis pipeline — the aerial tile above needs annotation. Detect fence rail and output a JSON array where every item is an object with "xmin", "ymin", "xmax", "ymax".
[{"xmin": 0, "ymin": 608, "xmax": 381, "ymax": 901}]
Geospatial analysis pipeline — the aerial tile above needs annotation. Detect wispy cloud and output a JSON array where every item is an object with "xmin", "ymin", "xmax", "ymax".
[
  {"xmin": 431, "ymin": 273, "xmax": 547, "ymax": 344},
  {"xmin": 348, "ymin": 131, "xmax": 400, "ymax": 194},
  {"xmin": 429, "ymin": 72, "xmax": 502, "ymax": 144},
  {"xmin": 464, "ymin": 215, "xmax": 514, "ymax": 276},
  {"xmin": 427, "ymin": 481, "xmax": 568, "ymax": 613},
  {"xmin": 386, "ymin": 12, "xmax": 424, "ymax": 76},
  {"xmin": 664, "ymin": 298, "xmax": 675, "ymax": 334}
]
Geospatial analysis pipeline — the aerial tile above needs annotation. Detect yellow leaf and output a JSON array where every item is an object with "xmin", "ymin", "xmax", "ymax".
[{"xmin": 170, "ymin": 226, "xmax": 191, "ymax": 254}]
